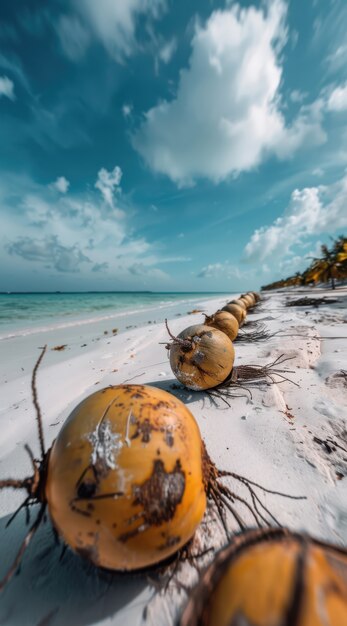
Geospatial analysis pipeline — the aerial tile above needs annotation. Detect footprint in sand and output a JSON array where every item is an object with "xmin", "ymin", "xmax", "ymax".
[
  {"xmin": 314, "ymin": 397, "xmax": 342, "ymax": 420},
  {"xmin": 325, "ymin": 370, "xmax": 347, "ymax": 389}
]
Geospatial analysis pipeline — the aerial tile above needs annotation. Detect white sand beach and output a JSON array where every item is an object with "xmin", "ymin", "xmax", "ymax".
[
  {"xmin": 0, "ymin": 288, "xmax": 346, "ymax": 625},
  {"xmin": 2, "ymin": 0, "xmax": 347, "ymax": 621}
]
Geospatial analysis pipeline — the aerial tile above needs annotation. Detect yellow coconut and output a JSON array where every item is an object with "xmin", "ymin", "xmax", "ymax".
[
  {"xmin": 46, "ymin": 385, "xmax": 207, "ymax": 571},
  {"xmin": 245, "ymin": 292, "xmax": 257, "ymax": 306},
  {"xmin": 227, "ymin": 299, "xmax": 247, "ymax": 311},
  {"xmin": 180, "ymin": 528, "xmax": 347, "ymax": 626},
  {"xmin": 204, "ymin": 310, "xmax": 239, "ymax": 341},
  {"xmin": 167, "ymin": 324, "xmax": 234, "ymax": 390},
  {"xmin": 240, "ymin": 294, "xmax": 254, "ymax": 308},
  {"xmin": 221, "ymin": 303, "xmax": 245, "ymax": 325}
]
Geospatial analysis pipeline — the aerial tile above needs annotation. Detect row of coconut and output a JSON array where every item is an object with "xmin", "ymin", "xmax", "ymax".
[
  {"xmin": 166, "ymin": 291, "xmax": 260, "ymax": 391},
  {"xmin": 1, "ymin": 295, "xmax": 346, "ymax": 625},
  {"xmin": 166, "ymin": 291, "xmax": 347, "ymax": 624}
]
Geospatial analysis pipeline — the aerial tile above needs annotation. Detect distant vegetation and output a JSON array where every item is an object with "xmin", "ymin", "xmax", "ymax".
[{"xmin": 262, "ymin": 236, "xmax": 347, "ymax": 291}]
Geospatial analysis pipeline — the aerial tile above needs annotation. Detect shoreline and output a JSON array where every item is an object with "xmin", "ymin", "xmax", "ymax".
[
  {"xmin": 0, "ymin": 287, "xmax": 346, "ymax": 625},
  {"xmin": 0, "ymin": 294, "xmax": 222, "ymax": 341},
  {"xmin": 0, "ymin": 292, "xmax": 232, "ymax": 341},
  {"xmin": 0, "ymin": 294, "xmax": 228, "ymax": 386}
]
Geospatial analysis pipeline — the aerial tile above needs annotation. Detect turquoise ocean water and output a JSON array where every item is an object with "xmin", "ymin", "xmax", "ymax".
[{"xmin": 0, "ymin": 292, "xmax": 229, "ymax": 338}]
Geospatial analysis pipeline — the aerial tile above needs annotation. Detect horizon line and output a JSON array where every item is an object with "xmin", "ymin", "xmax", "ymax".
[{"xmin": 0, "ymin": 290, "xmax": 234, "ymax": 295}]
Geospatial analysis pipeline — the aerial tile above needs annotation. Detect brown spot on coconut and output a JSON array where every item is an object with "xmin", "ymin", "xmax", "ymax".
[
  {"xmin": 204, "ymin": 310, "xmax": 239, "ymax": 342},
  {"xmin": 166, "ymin": 322, "xmax": 235, "ymax": 390},
  {"xmin": 118, "ymin": 458, "xmax": 185, "ymax": 543},
  {"xmin": 222, "ymin": 304, "xmax": 245, "ymax": 326}
]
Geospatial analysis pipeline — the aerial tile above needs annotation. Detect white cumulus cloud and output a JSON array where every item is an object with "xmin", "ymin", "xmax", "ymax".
[
  {"xmin": 274, "ymin": 98, "xmax": 326, "ymax": 159},
  {"xmin": 51, "ymin": 176, "xmax": 70, "ymax": 194},
  {"xmin": 7, "ymin": 235, "xmax": 90, "ymax": 273},
  {"xmin": 198, "ymin": 262, "xmax": 246, "ymax": 280},
  {"xmin": 327, "ymin": 83, "xmax": 347, "ymax": 112},
  {"xmin": 290, "ymin": 90, "xmax": 306, "ymax": 103},
  {"xmin": 158, "ymin": 37, "xmax": 177, "ymax": 64},
  {"xmin": 95, "ymin": 165, "xmax": 123, "ymax": 211},
  {"xmin": 0, "ymin": 75, "xmax": 15, "ymax": 100},
  {"xmin": 60, "ymin": 0, "xmax": 167, "ymax": 62},
  {"xmin": 0, "ymin": 168, "xmax": 176, "ymax": 284},
  {"xmin": 133, "ymin": 0, "xmax": 325, "ymax": 186},
  {"xmin": 244, "ymin": 173, "xmax": 347, "ymax": 263},
  {"xmin": 122, "ymin": 103, "xmax": 133, "ymax": 118}
]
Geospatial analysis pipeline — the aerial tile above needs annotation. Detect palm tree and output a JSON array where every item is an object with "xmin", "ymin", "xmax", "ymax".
[
  {"xmin": 333, "ymin": 236, "xmax": 347, "ymax": 279},
  {"xmin": 262, "ymin": 235, "xmax": 346, "ymax": 291},
  {"xmin": 310, "ymin": 238, "xmax": 347, "ymax": 289}
]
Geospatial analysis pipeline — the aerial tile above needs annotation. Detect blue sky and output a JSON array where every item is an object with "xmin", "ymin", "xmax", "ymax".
[{"xmin": 0, "ymin": 0, "xmax": 347, "ymax": 292}]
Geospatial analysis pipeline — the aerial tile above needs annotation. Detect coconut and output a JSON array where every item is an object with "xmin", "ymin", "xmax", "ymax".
[
  {"xmin": 240, "ymin": 294, "xmax": 254, "ymax": 308},
  {"xmin": 167, "ymin": 323, "xmax": 235, "ymax": 390},
  {"xmin": 204, "ymin": 310, "xmax": 239, "ymax": 341},
  {"xmin": 179, "ymin": 527, "xmax": 347, "ymax": 626},
  {"xmin": 222, "ymin": 304, "xmax": 245, "ymax": 325},
  {"xmin": 227, "ymin": 299, "xmax": 247, "ymax": 311}
]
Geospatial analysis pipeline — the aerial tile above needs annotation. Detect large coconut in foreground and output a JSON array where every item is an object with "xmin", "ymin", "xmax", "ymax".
[
  {"xmin": 179, "ymin": 527, "xmax": 347, "ymax": 626},
  {"xmin": 46, "ymin": 384, "xmax": 207, "ymax": 571}
]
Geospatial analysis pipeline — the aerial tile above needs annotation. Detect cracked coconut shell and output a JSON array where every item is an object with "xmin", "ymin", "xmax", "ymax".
[
  {"xmin": 45, "ymin": 384, "xmax": 207, "ymax": 571},
  {"xmin": 168, "ymin": 324, "xmax": 235, "ymax": 390}
]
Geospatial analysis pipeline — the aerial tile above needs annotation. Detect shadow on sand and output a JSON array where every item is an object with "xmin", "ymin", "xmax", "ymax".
[
  {"xmin": 144, "ymin": 377, "xmax": 251, "ymax": 409},
  {"xmin": 0, "ymin": 509, "xmax": 150, "ymax": 626}
]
